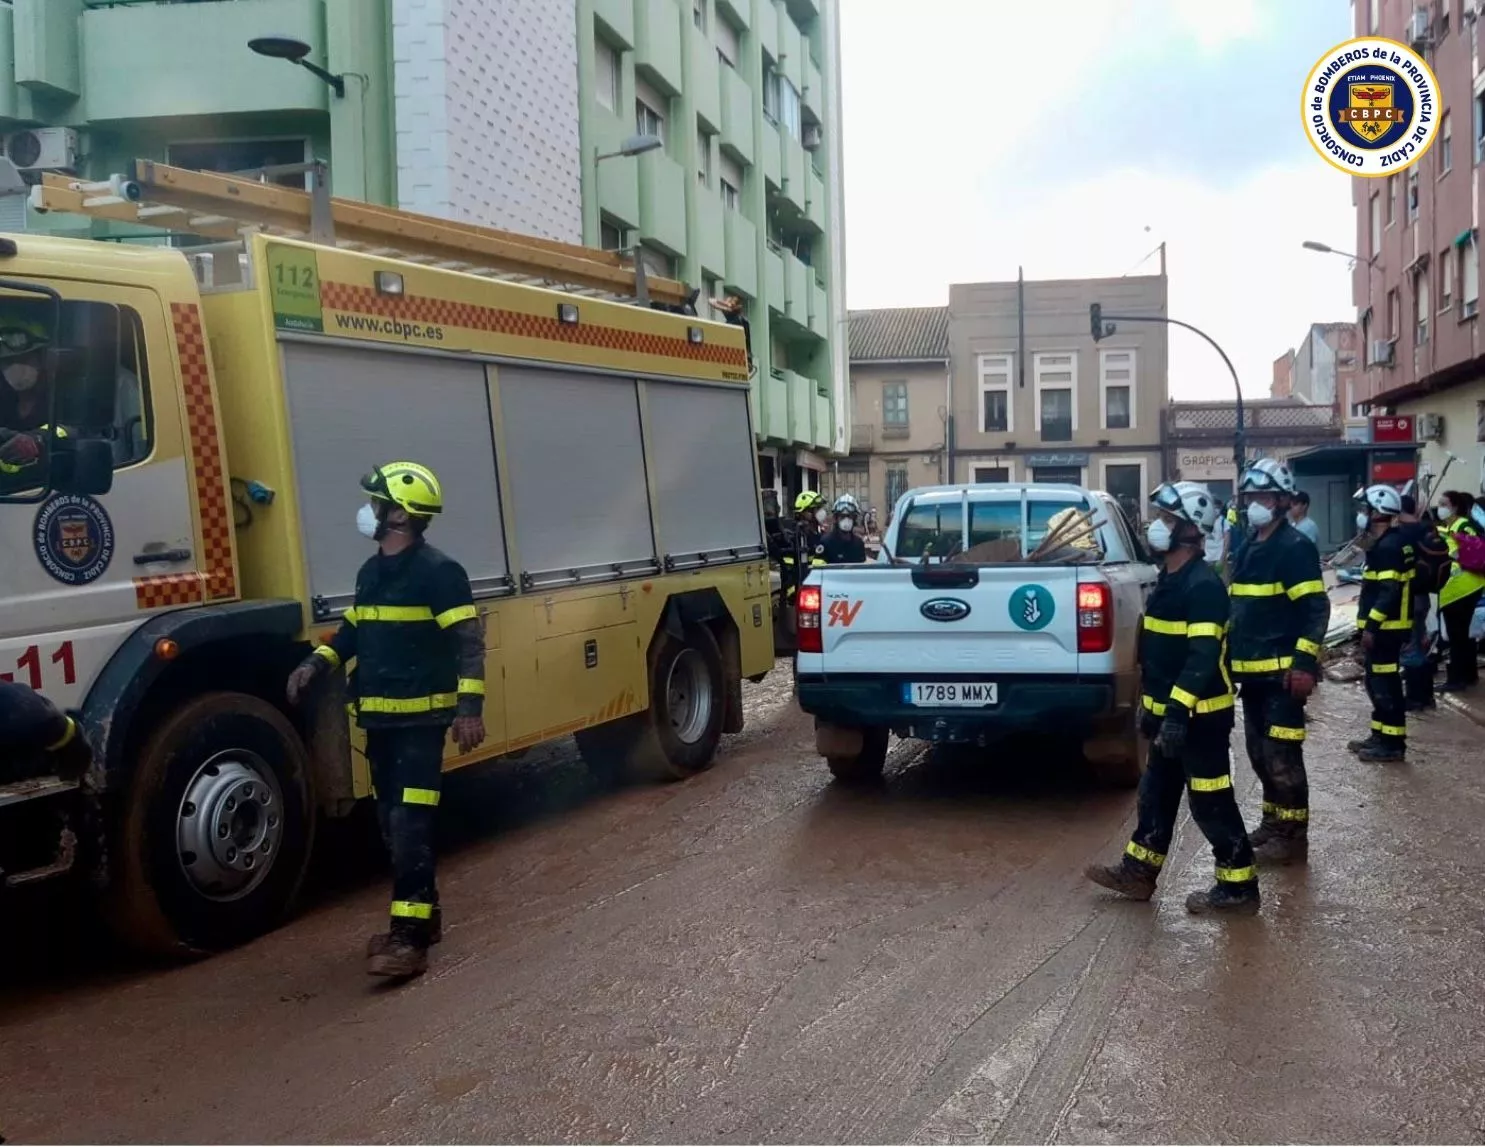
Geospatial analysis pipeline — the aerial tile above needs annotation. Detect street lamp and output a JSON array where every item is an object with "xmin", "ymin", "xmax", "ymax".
[
  {"xmin": 595, "ymin": 134, "xmax": 664, "ymax": 164},
  {"xmin": 1302, "ymin": 239, "xmax": 1382, "ymax": 278},
  {"xmin": 591, "ymin": 135, "xmax": 663, "ymax": 304},
  {"xmin": 248, "ymin": 35, "xmax": 346, "ymax": 98}
]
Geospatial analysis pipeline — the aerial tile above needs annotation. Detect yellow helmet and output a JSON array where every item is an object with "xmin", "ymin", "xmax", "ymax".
[
  {"xmin": 0, "ymin": 316, "xmax": 49, "ymax": 360},
  {"xmin": 794, "ymin": 490, "xmax": 825, "ymax": 514},
  {"xmin": 360, "ymin": 461, "xmax": 443, "ymax": 516}
]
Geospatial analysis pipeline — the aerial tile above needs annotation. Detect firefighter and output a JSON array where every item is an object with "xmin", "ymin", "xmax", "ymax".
[
  {"xmin": 1434, "ymin": 490, "xmax": 1484, "ymax": 693},
  {"xmin": 1086, "ymin": 481, "xmax": 1258, "ymax": 914},
  {"xmin": 287, "ymin": 461, "xmax": 486, "ymax": 979},
  {"xmin": 1227, "ymin": 458, "xmax": 1330, "ymax": 865},
  {"xmin": 778, "ymin": 490, "xmax": 828, "ymax": 605},
  {"xmin": 1348, "ymin": 484, "xmax": 1415, "ymax": 763},
  {"xmin": 0, "ymin": 680, "xmax": 91, "ymax": 785},
  {"xmin": 814, "ymin": 493, "xmax": 867, "ymax": 564}
]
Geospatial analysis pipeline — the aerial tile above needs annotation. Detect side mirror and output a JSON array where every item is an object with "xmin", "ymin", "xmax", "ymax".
[{"xmin": 51, "ymin": 437, "xmax": 113, "ymax": 497}]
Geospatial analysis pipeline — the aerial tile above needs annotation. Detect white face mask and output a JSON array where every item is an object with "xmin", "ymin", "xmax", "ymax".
[
  {"xmin": 1145, "ymin": 519, "xmax": 1172, "ymax": 552},
  {"xmin": 814, "ymin": 508, "xmax": 828, "ymax": 524},
  {"xmin": 1246, "ymin": 502, "xmax": 1274, "ymax": 529},
  {"xmin": 4, "ymin": 362, "xmax": 38, "ymax": 392},
  {"xmin": 838, "ymin": 517, "xmax": 854, "ymax": 532},
  {"xmin": 1436, "ymin": 504, "xmax": 1452, "ymax": 520},
  {"xmin": 356, "ymin": 503, "xmax": 379, "ymax": 539},
  {"xmin": 1356, "ymin": 511, "xmax": 1372, "ymax": 531}
]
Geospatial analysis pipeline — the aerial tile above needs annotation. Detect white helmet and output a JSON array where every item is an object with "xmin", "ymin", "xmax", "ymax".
[
  {"xmin": 1149, "ymin": 480, "xmax": 1220, "ymax": 536},
  {"xmin": 832, "ymin": 493, "xmax": 860, "ymax": 517},
  {"xmin": 1356, "ymin": 483, "xmax": 1403, "ymax": 517},
  {"xmin": 1238, "ymin": 457, "xmax": 1297, "ymax": 496}
]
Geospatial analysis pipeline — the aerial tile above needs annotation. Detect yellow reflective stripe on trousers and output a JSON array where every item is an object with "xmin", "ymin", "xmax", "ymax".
[
  {"xmin": 457, "ymin": 677, "xmax": 486, "ymax": 696},
  {"xmin": 1268, "ymin": 725, "xmax": 1306, "ymax": 741},
  {"xmin": 1372, "ymin": 721, "xmax": 1407, "ymax": 737},
  {"xmin": 1286, "ymin": 579, "xmax": 1326, "ymax": 599},
  {"xmin": 1125, "ymin": 841, "xmax": 1166, "ymax": 867},
  {"xmin": 390, "ymin": 900, "xmax": 434, "ymax": 920},
  {"xmin": 1369, "ymin": 662, "xmax": 1399, "ymax": 674},
  {"xmin": 436, "ymin": 604, "xmax": 478, "ymax": 629},
  {"xmin": 1262, "ymin": 801, "xmax": 1309, "ymax": 821},
  {"xmin": 44, "ymin": 716, "xmax": 77, "ymax": 752},
  {"xmin": 1295, "ymin": 638, "xmax": 1322, "ymax": 656},
  {"xmin": 312, "ymin": 645, "xmax": 341, "ymax": 669},
  {"xmin": 1230, "ymin": 581, "xmax": 1285, "ymax": 596},
  {"xmin": 346, "ymin": 605, "xmax": 436, "ymax": 624},
  {"xmin": 401, "ymin": 787, "xmax": 440, "ymax": 807},
  {"xmin": 1216, "ymin": 864, "xmax": 1258, "ymax": 883},
  {"xmin": 1380, "ymin": 619, "xmax": 1411, "ymax": 630},
  {"xmin": 1231, "ymin": 656, "xmax": 1293, "ymax": 673},
  {"xmin": 1363, "ymin": 568, "xmax": 1413, "ymax": 581},
  {"xmin": 1187, "ymin": 622, "xmax": 1225, "ymax": 639},
  {"xmin": 357, "ymin": 692, "xmax": 458, "ymax": 714},
  {"xmin": 1143, "ymin": 616, "xmax": 1187, "ymax": 635},
  {"xmin": 1188, "ymin": 774, "xmax": 1232, "ymax": 793}
]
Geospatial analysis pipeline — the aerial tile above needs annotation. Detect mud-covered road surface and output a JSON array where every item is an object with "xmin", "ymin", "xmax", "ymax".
[{"xmin": 5, "ymin": 665, "xmax": 1485, "ymax": 1144}]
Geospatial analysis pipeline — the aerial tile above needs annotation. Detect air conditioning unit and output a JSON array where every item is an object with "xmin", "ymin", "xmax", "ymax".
[
  {"xmin": 1371, "ymin": 338, "xmax": 1397, "ymax": 365},
  {"xmin": 4, "ymin": 128, "xmax": 77, "ymax": 172},
  {"xmin": 802, "ymin": 123, "xmax": 823, "ymax": 151},
  {"xmin": 1408, "ymin": 7, "xmax": 1430, "ymax": 45},
  {"xmin": 1417, "ymin": 412, "xmax": 1445, "ymax": 440}
]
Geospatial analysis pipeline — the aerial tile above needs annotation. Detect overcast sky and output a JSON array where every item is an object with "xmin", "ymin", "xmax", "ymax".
[{"xmin": 839, "ymin": 0, "xmax": 1356, "ymax": 401}]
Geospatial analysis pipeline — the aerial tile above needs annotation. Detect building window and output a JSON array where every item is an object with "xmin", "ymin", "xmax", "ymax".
[
  {"xmin": 599, "ymin": 218, "xmax": 624, "ymax": 250},
  {"xmin": 1415, "ymin": 268, "xmax": 1430, "ymax": 345},
  {"xmin": 1387, "ymin": 173, "xmax": 1397, "ymax": 224},
  {"xmin": 693, "ymin": 0, "xmax": 706, "ymax": 32},
  {"xmin": 1370, "ymin": 191, "xmax": 1382, "ymax": 256},
  {"xmin": 882, "ymin": 381, "xmax": 908, "ymax": 434},
  {"xmin": 1477, "ymin": 399, "xmax": 1485, "ymax": 442},
  {"xmin": 1034, "ymin": 351, "xmax": 1077, "ymax": 441},
  {"xmin": 697, "ymin": 127, "xmax": 712, "ymax": 187},
  {"xmin": 720, "ymin": 179, "xmax": 740, "ymax": 211},
  {"xmin": 1370, "ymin": 0, "xmax": 1379, "ymax": 32},
  {"xmin": 1441, "ymin": 247, "xmax": 1455, "ymax": 311},
  {"xmin": 638, "ymin": 244, "xmax": 675, "ymax": 279},
  {"xmin": 635, "ymin": 79, "xmax": 668, "ymax": 145},
  {"xmin": 762, "ymin": 64, "xmax": 780, "ymax": 122},
  {"xmin": 1475, "ymin": 92, "xmax": 1485, "ymax": 163},
  {"xmin": 167, "ymin": 138, "xmax": 309, "ymax": 189},
  {"xmin": 1406, "ymin": 168, "xmax": 1419, "ymax": 224},
  {"xmin": 977, "ymin": 352, "xmax": 1013, "ymax": 432},
  {"xmin": 1361, "ymin": 311, "xmax": 1370, "ymax": 366},
  {"xmin": 885, "ymin": 464, "xmax": 909, "ymax": 510},
  {"xmin": 1388, "ymin": 288, "xmax": 1401, "ymax": 339},
  {"xmin": 973, "ymin": 465, "xmax": 1010, "ymax": 483},
  {"xmin": 595, "ymin": 38, "xmax": 621, "ymax": 113},
  {"xmin": 1442, "ymin": 110, "xmax": 1453, "ymax": 174},
  {"xmin": 1102, "ymin": 462, "xmax": 1144, "ymax": 525},
  {"xmin": 1464, "ymin": 235, "xmax": 1480, "ymax": 318},
  {"xmin": 779, "ymin": 76, "xmax": 803, "ymax": 141},
  {"xmin": 1099, "ymin": 348, "xmax": 1136, "ymax": 430},
  {"xmin": 716, "ymin": 16, "xmax": 740, "ymax": 68}
]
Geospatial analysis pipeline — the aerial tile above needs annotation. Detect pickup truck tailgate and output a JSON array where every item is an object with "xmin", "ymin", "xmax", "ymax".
[{"xmin": 813, "ymin": 565, "xmax": 1082, "ymax": 675}]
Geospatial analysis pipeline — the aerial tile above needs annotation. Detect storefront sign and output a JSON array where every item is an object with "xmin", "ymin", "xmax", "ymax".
[
  {"xmin": 1177, "ymin": 448, "xmax": 1297, "ymax": 482},
  {"xmin": 1370, "ymin": 415, "xmax": 1415, "ymax": 443},
  {"xmin": 1025, "ymin": 452, "xmax": 1089, "ymax": 467}
]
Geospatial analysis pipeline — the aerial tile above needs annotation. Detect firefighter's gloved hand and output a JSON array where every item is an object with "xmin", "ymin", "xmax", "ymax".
[
  {"xmin": 0, "ymin": 431, "xmax": 40, "ymax": 467},
  {"xmin": 1154, "ymin": 710, "xmax": 1188, "ymax": 758},
  {"xmin": 286, "ymin": 658, "xmax": 324, "ymax": 706},
  {"xmin": 1138, "ymin": 709, "xmax": 1163, "ymax": 740},
  {"xmin": 1285, "ymin": 668, "xmax": 1317, "ymax": 699},
  {"xmin": 452, "ymin": 715, "xmax": 485, "ymax": 755},
  {"xmin": 1361, "ymin": 628, "xmax": 1377, "ymax": 653}
]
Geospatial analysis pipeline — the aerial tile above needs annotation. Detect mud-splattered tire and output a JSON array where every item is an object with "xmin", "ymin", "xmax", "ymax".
[
  {"xmin": 826, "ymin": 727, "xmax": 890, "ymax": 785},
  {"xmin": 577, "ymin": 624, "xmax": 726, "ymax": 785},
  {"xmin": 105, "ymin": 692, "xmax": 315, "ymax": 957}
]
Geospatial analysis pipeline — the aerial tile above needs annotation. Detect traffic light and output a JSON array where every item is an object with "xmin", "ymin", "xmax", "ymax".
[{"xmin": 1090, "ymin": 303, "xmax": 1105, "ymax": 342}]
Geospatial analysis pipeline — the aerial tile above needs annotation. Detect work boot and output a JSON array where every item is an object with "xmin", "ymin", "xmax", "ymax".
[
  {"xmin": 1347, "ymin": 732, "xmax": 1383, "ymax": 755},
  {"xmin": 1084, "ymin": 857, "xmax": 1158, "ymax": 901},
  {"xmin": 367, "ymin": 937, "xmax": 429, "ymax": 979},
  {"xmin": 1357, "ymin": 742, "xmax": 1406, "ymax": 764},
  {"xmin": 1185, "ymin": 883, "xmax": 1260, "ymax": 916},
  {"xmin": 367, "ymin": 907, "xmax": 442, "ymax": 959},
  {"xmin": 1247, "ymin": 819, "xmax": 1280, "ymax": 850},
  {"xmin": 1252, "ymin": 832, "xmax": 1308, "ymax": 866}
]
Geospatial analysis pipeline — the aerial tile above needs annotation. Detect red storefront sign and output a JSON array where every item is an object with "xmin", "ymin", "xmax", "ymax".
[
  {"xmin": 1370, "ymin": 415, "xmax": 1415, "ymax": 442},
  {"xmin": 1372, "ymin": 459, "xmax": 1417, "ymax": 483}
]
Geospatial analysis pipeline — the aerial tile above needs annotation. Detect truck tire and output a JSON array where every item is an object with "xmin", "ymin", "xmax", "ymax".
[
  {"xmin": 577, "ymin": 624, "xmax": 726, "ymax": 784},
  {"xmin": 105, "ymin": 691, "xmax": 315, "ymax": 957},
  {"xmin": 825, "ymin": 726, "xmax": 890, "ymax": 785},
  {"xmin": 1086, "ymin": 719, "xmax": 1148, "ymax": 789}
]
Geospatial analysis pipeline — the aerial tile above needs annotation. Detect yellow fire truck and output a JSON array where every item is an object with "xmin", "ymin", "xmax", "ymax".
[{"xmin": 0, "ymin": 161, "xmax": 774, "ymax": 955}]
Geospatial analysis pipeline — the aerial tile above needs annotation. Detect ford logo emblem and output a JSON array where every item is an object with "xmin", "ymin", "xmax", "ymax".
[{"xmin": 921, "ymin": 597, "xmax": 971, "ymax": 623}]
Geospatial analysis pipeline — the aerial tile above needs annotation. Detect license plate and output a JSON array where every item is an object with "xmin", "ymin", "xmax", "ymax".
[{"xmin": 902, "ymin": 681, "xmax": 998, "ymax": 707}]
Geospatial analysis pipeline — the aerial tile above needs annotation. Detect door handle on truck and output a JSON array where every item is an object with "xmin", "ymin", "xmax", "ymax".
[{"xmin": 133, "ymin": 548, "xmax": 192, "ymax": 565}]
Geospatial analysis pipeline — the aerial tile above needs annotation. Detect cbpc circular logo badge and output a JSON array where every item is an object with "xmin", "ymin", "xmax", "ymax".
[
  {"xmin": 1303, "ymin": 37, "xmax": 1440, "ymax": 176},
  {"xmin": 33, "ymin": 493, "xmax": 115, "ymax": 585}
]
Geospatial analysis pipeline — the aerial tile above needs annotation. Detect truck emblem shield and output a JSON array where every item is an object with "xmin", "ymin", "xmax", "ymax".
[
  {"xmin": 33, "ymin": 494, "xmax": 115, "ymax": 586},
  {"xmin": 920, "ymin": 598, "xmax": 971, "ymax": 623}
]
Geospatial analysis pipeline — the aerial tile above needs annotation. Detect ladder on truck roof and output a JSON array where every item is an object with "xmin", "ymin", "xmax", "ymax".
[{"xmin": 27, "ymin": 158, "xmax": 692, "ymax": 307}]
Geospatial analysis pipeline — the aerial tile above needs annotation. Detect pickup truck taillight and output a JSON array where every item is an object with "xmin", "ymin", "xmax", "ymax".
[
  {"xmin": 1077, "ymin": 582, "xmax": 1113, "ymax": 653},
  {"xmin": 797, "ymin": 585, "xmax": 823, "ymax": 653}
]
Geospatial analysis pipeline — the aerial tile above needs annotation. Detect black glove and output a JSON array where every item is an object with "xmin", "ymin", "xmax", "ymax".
[
  {"xmin": 1138, "ymin": 709, "xmax": 1163, "ymax": 739},
  {"xmin": 1155, "ymin": 709, "xmax": 1189, "ymax": 757}
]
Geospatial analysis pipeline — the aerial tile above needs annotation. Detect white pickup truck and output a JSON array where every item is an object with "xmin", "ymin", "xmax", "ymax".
[{"xmin": 794, "ymin": 483, "xmax": 1159, "ymax": 786}]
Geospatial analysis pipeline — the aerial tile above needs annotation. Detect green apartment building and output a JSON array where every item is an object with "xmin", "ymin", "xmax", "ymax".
[{"xmin": 0, "ymin": 0, "xmax": 846, "ymax": 480}]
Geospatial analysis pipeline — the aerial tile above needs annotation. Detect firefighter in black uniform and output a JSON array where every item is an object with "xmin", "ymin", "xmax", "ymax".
[
  {"xmin": 1226, "ymin": 458, "xmax": 1330, "ymax": 865},
  {"xmin": 1348, "ymin": 484, "xmax": 1415, "ymax": 763},
  {"xmin": 815, "ymin": 494, "xmax": 867, "ymax": 564},
  {"xmin": 1086, "ymin": 481, "xmax": 1258, "ymax": 914},
  {"xmin": 777, "ymin": 490, "xmax": 828, "ymax": 603},
  {"xmin": 0, "ymin": 680, "xmax": 90, "ymax": 784},
  {"xmin": 288, "ymin": 461, "xmax": 486, "ymax": 979}
]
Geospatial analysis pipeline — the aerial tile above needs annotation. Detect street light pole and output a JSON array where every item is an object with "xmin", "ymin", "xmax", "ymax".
[
  {"xmin": 593, "ymin": 134, "xmax": 665, "ymax": 305},
  {"xmin": 1092, "ymin": 305, "xmax": 1246, "ymax": 489}
]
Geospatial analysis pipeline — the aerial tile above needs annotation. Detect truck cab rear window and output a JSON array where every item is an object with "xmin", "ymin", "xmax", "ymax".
[{"xmin": 894, "ymin": 497, "xmax": 1084, "ymax": 558}]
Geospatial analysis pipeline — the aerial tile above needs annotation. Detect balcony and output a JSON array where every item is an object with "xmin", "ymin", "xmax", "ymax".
[
  {"xmin": 786, "ymin": 0, "xmax": 821, "ymax": 23},
  {"xmin": 813, "ymin": 392, "xmax": 833, "ymax": 451},
  {"xmin": 787, "ymin": 370, "xmax": 812, "ymax": 442},
  {"xmin": 1040, "ymin": 418, "xmax": 1074, "ymax": 444},
  {"xmin": 593, "ymin": 108, "xmax": 640, "ymax": 228},
  {"xmin": 689, "ymin": 23, "xmax": 721, "ymax": 131},
  {"xmin": 763, "ymin": 370, "xmax": 790, "ymax": 441},
  {"xmin": 784, "ymin": 251, "xmax": 809, "ymax": 327},
  {"xmin": 779, "ymin": 13, "xmax": 803, "ymax": 91},
  {"xmin": 593, "ymin": 0, "xmax": 635, "ymax": 48},
  {"xmin": 723, "ymin": 209, "xmax": 757, "ymax": 296},
  {"xmin": 720, "ymin": 65, "xmax": 754, "ymax": 164},
  {"xmin": 694, "ymin": 187, "xmax": 725, "ymax": 279},
  {"xmin": 765, "ymin": 244, "xmax": 786, "ymax": 314},
  {"xmin": 805, "ymin": 164, "xmax": 826, "ymax": 232},
  {"xmin": 638, "ymin": 149, "xmax": 687, "ymax": 257},
  {"xmin": 802, "ymin": 54, "xmax": 823, "ymax": 121},
  {"xmin": 761, "ymin": 117, "xmax": 783, "ymax": 192},
  {"xmin": 635, "ymin": 0, "xmax": 683, "ymax": 94},
  {"xmin": 780, "ymin": 135, "xmax": 807, "ymax": 215},
  {"xmin": 756, "ymin": 0, "xmax": 779, "ymax": 61},
  {"xmin": 717, "ymin": 0, "xmax": 751, "ymax": 29},
  {"xmin": 82, "ymin": 0, "xmax": 330, "ymax": 120},
  {"xmin": 809, "ymin": 280, "xmax": 828, "ymax": 338}
]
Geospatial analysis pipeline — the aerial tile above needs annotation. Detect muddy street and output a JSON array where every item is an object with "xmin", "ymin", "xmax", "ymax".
[{"xmin": 4, "ymin": 668, "xmax": 1485, "ymax": 1144}]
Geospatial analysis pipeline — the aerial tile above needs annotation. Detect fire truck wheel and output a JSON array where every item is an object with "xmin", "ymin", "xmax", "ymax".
[{"xmin": 106, "ymin": 691, "xmax": 315, "ymax": 957}]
